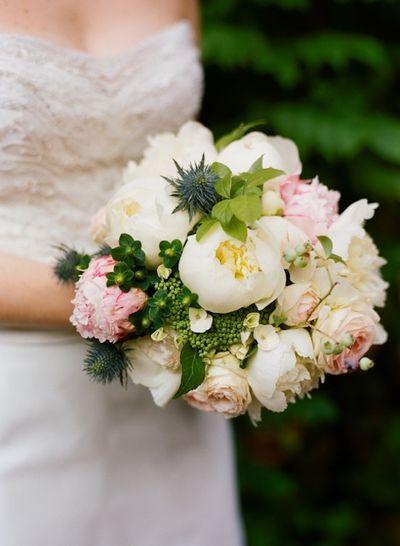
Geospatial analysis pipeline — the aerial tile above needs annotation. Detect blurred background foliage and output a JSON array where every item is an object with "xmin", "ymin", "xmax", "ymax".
[{"xmin": 200, "ymin": 1, "xmax": 400, "ymax": 545}]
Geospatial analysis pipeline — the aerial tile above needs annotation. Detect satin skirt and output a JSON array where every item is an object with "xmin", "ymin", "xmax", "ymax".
[{"xmin": 0, "ymin": 329, "xmax": 243, "ymax": 546}]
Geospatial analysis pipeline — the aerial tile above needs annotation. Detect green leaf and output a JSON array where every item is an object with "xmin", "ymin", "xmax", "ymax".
[
  {"xmin": 215, "ymin": 174, "xmax": 232, "ymax": 198},
  {"xmin": 317, "ymin": 235, "xmax": 333, "ymax": 258},
  {"xmin": 196, "ymin": 217, "xmax": 218, "ymax": 241},
  {"xmin": 215, "ymin": 120, "xmax": 265, "ymax": 151},
  {"xmin": 119, "ymin": 233, "xmax": 135, "ymax": 247},
  {"xmin": 230, "ymin": 194, "xmax": 262, "ymax": 223},
  {"xmin": 244, "ymin": 168, "xmax": 284, "ymax": 188},
  {"xmin": 173, "ymin": 344, "xmax": 205, "ymax": 399},
  {"xmin": 221, "ymin": 216, "xmax": 247, "ymax": 242},
  {"xmin": 211, "ymin": 161, "xmax": 232, "ymax": 179},
  {"xmin": 231, "ymin": 177, "xmax": 247, "ymax": 197},
  {"xmin": 249, "ymin": 155, "xmax": 264, "ymax": 173},
  {"xmin": 212, "ymin": 199, "xmax": 233, "ymax": 224},
  {"xmin": 330, "ymin": 253, "xmax": 346, "ymax": 264}
]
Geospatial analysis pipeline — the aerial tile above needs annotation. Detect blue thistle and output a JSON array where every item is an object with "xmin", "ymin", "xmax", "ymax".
[
  {"xmin": 84, "ymin": 341, "xmax": 130, "ymax": 385},
  {"xmin": 165, "ymin": 155, "xmax": 219, "ymax": 219},
  {"xmin": 54, "ymin": 245, "xmax": 90, "ymax": 283}
]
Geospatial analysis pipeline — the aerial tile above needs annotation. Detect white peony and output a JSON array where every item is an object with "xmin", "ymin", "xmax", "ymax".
[
  {"xmin": 327, "ymin": 199, "xmax": 378, "ymax": 259},
  {"xmin": 124, "ymin": 121, "xmax": 218, "ymax": 180},
  {"xmin": 125, "ymin": 332, "xmax": 181, "ymax": 407},
  {"xmin": 247, "ymin": 328, "xmax": 317, "ymax": 412},
  {"xmin": 217, "ymin": 131, "xmax": 302, "ymax": 176},
  {"xmin": 104, "ymin": 176, "xmax": 195, "ymax": 268},
  {"xmin": 178, "ymin": 225, "xmax": 286, "ymax": 313},
  {"xmin": 184, "ymin": 352, "xmax": 252, "ymax": 418}
]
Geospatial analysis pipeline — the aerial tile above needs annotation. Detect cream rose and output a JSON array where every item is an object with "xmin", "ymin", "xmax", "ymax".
[
  {"xmin": 312, "ymin": 295, "xmax": 387, "ymax": 375},
  {"xmin": 124, "ymin": 121, "xmax": 218, "ymax": 180},
  {"xmin": 178, "ymin": 225, "xmax": 286, "ymax": 313},
  {"xmin": 344, "ymin": 235, "xmax": 388, "ymax": 307},
  {"xmin": 125, "ymin": 332, "xmax": 181, "ymax": 407},
  {"xmin": 277, "ymin": 282, "xmax": 320, "ymax": 326},
  {"xmin": 104, "ymin": 176, "xmax": 195, "ymax": 268},
  {"xmin": 247, "ymin": 328, "xmax": 318, "ymax": 412},
  {"xmin": 217, "ymin": 132, "xmax": 302, "ymax": 177},
  {"xmin": 184, "ymin": 353, "xmax": 252, "ymax": 418}
]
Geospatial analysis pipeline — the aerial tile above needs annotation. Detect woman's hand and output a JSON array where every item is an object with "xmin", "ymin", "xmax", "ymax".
[{"xmin": 0, "ymin": 252, "xmax": 75, "ymax": 327}]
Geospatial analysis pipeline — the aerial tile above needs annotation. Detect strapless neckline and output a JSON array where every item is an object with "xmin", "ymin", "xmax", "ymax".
[{"xmin": 0, "ymin": 20, "xmax": 193, "ymax": 65}]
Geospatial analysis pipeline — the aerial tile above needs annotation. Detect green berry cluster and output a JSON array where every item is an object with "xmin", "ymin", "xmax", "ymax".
[{"xmin": 158, "ymin": 275, "xmax": 267, "ymax": 358}]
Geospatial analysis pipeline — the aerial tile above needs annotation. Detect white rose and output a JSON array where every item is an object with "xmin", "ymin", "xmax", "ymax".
[
  {"xmin": 179, "ymin": 225, "xmax": 286, "ymax": 313},
  {"xmin": 247, "ymin": 328, "xmax": 317, "ymax": 412},
  {"xmin": 344, "ymin": 235, "xmax": 388, "ymax": 307},
  {"xmin": 217, "ymin": 132, "xmax": 302, "ymax": 176},
  {"xmin": 327, "ymin": 199, "xmax": 378, "ymax": 259},
  {"xmin": 104, "ymin": 176, "xmax": 195, "ymax": 268},
  {"xmin": 125, "ymin": 332, "xmax": 181, "ymax": 407},
  {"xmin": 124, "ymin": 121, "xmax": 218, "ymax": 180},
  {"xmin": 277, "ymin": 282, "xmax": 320, "ymax": 325},
  {"xmin": 184, "ymin": 352, "xmax": 252, "ymax": 418}
]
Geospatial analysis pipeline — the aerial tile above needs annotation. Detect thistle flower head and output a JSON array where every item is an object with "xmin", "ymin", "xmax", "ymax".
[
  {"xmin": 54, "ymin": 245, "xmax": 90, "ymax": 283},
  {"xmin": 84, "ymin": 340, "xmax": 129, "ymax": 385},
  {"xmin": 165, "ymin": 155, "xmax": 219, "ymax": 220}
]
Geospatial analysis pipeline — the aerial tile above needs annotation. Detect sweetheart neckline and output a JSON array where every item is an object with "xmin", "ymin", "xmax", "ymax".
[{"xmin": 0, "ymin": 20, "xmax": 194, "ymax": 64}]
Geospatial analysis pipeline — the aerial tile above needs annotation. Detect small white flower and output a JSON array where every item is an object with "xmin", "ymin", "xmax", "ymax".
[
  {"xmin": 253, "ymin": 324, "xmax": 280, "ymax": 351},
  {"xmin": 150, "ymin": 327, "xmax": 168, "ymax": 342},
  {"xmin": 243, "ymin": 312, "xmax": 261, "ymax": 329},
  {"xmin": 229, "ymin": 343, "xmax": 249, "ymax": 361},
  {"xmin": 188, "ymin": 307, "xmax": 213, "ymax": 333},
  {"xmin": 157, "ymin": 264, "xmax": 172, "ymax": 279}
]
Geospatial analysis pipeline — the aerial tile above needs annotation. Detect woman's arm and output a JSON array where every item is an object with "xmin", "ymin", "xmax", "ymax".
[{"xmin": 0, "ymin": 252, "xmax": 74, "ymax": 327}]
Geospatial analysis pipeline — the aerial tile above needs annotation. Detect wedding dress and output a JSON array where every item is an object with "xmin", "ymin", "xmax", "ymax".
[{"xmin": 0, "ymin": 21, "xmax": 243, "ymax": 546}]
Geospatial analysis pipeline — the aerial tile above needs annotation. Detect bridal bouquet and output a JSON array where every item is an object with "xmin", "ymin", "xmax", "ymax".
[{"xmin": 55, "ymin": 121, "xmax": 388, "ymax": 422}]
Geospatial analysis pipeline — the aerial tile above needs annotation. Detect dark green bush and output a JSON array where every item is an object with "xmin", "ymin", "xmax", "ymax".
[{"xmin": 201, "ymin": 1, "xmax": 400, "ymax": 544}]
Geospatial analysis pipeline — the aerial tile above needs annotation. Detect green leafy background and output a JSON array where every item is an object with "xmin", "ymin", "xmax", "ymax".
[{"xmin": 200, "ymin": 1, "xmax": 400, "ymax": 545}]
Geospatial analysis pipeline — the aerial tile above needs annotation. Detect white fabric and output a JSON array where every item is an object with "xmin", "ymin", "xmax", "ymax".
[{"xmin": 0, "ymin": 22, "xmax": 243, "ymax": 546}]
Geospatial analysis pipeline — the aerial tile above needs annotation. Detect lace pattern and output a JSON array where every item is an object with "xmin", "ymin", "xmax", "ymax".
[{"xmin": 0, "ymin": 21, "xmax": 203, "ymax": 260}]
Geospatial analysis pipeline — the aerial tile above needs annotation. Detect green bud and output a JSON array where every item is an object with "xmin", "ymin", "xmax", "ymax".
[
  {"xmin": 322, "ymin": 341, "xmax": 334, "ymax": 355},
  {"xmin": 284, "ymin": 248, "xmax": 297, "ymax": 263},
  {"xmin": 341, "ymin": 333, "xmax": 354, "ymax": 348},
  {"xmin": 360, "ymin": 357, "xmax": 374, "ymax": 371},
  {"xmin": 293, "ymin": 255, "xmax": 308, "ymax": 268}
]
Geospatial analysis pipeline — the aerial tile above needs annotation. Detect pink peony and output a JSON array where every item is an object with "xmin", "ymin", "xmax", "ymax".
[
  {"xmin": 70, "ymin": 255, "xmax": 147, "ymax": 343},
  {"xmin": 280, "ymin": 175, "xmax": 340, "ymax": 241}
]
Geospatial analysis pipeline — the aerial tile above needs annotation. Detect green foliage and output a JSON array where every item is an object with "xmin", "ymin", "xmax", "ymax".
[
  {"xmin": 202, "ymin": 1, "xmax": 400, "ymax": 544},
  {"xmin": 173, "ymin": 343, "xmax": 205, "ymax": 398},
  {"xmin": 197, "ymin": 160, "xmax": 281, "ymax": 242}
]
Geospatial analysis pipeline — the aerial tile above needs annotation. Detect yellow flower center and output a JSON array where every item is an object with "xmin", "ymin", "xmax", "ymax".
[
  {"xmin": 122, "ymin": 200, "xmax": 141, "ymax": 217},
  {"xmin": 215, "ymin": 240, "xmax": 260, "ymax": 280}
]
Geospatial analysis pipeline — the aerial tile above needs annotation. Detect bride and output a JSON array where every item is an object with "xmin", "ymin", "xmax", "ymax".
[{"xmin": 0, "ymin": 1, "xmax": 243, "ymax": 544}]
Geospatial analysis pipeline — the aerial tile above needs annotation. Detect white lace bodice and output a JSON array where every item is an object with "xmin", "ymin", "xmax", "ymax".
[{"xmin": 0, "ymin": 21, "xmax": 202, "ymax": 261}]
